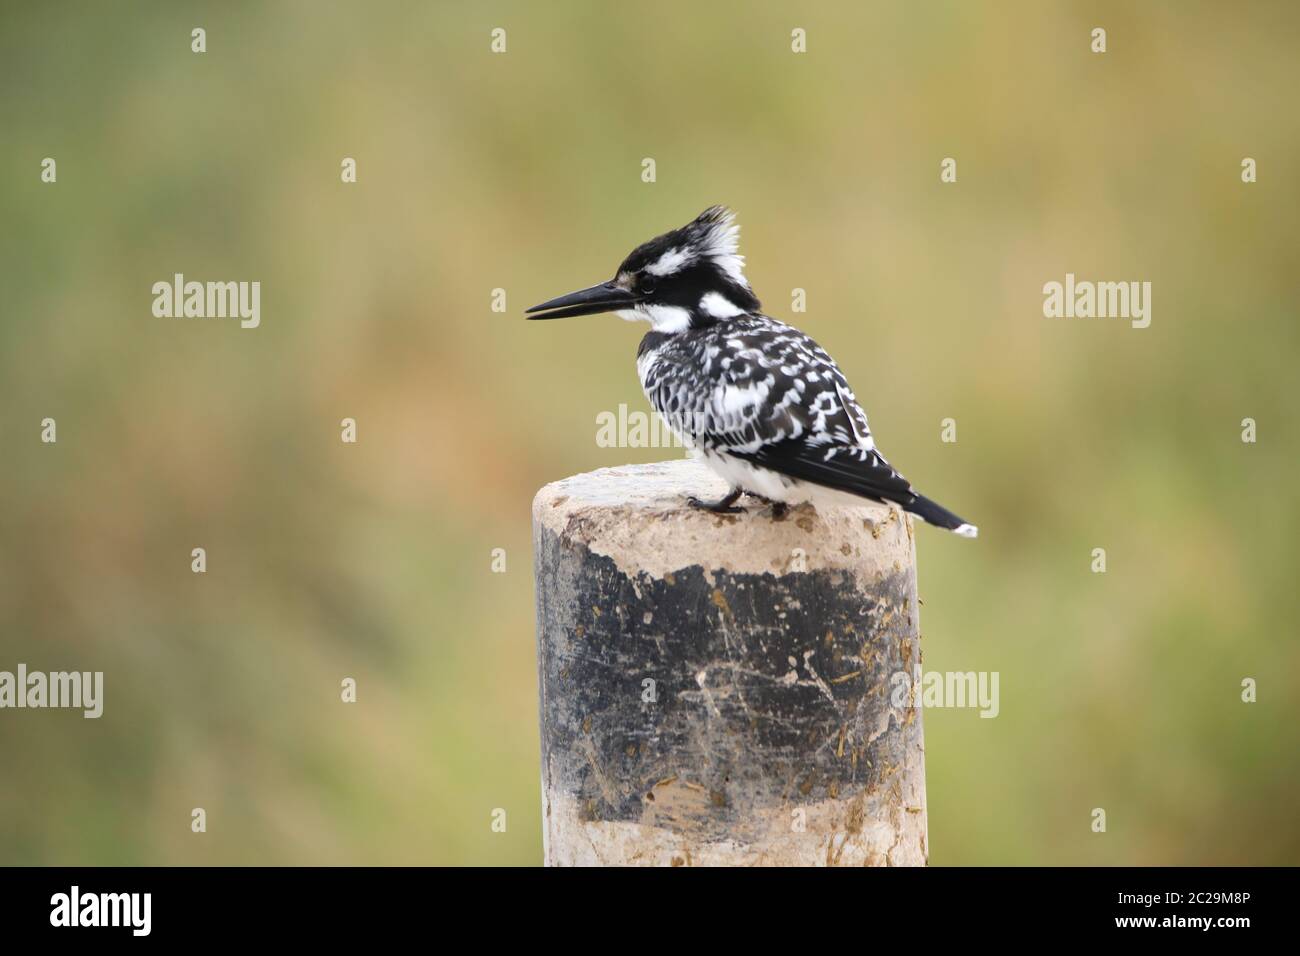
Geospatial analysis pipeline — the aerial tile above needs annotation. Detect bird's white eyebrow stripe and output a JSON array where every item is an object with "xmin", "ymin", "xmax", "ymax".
[{"xmin": 646, "ymin": 247, "xmax": 694, "ymax": 276}]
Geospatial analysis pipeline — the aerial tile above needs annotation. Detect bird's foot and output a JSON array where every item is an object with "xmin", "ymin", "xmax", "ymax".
[{"xmin": 687, "ymin": 489, "xmax": 744, "ymax": 514}]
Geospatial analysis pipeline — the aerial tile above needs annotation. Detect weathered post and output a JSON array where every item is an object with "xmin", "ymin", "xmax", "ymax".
[{"xmin": 532, "ymin": 460, "xmax": 927, "ymax": 866}]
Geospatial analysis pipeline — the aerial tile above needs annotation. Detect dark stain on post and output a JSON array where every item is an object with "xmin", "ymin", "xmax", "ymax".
[{"xmin": 535, "ymin": 524, "xmax": 922, "ymax": 848}]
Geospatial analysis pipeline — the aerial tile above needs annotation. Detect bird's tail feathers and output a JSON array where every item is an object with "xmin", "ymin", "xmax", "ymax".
[{"xmin": 904, "ymin": 493, "xmax": 978, "ymax": 539}]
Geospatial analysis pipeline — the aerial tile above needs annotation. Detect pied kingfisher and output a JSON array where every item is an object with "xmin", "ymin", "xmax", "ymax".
[{"xmin": 527, "ymin": 206, "xmax": 977, "ymax": 537}]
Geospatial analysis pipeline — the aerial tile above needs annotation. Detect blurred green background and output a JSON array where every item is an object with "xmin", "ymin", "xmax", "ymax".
[{"xmin": 1, "ymin": 1, "xmax": 1296, "ymax": 865}]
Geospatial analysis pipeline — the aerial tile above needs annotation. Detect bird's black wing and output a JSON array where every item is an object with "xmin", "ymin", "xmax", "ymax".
[{"xmin": 734, "ymin": 438, "xmax": 915, "ymax": 504}]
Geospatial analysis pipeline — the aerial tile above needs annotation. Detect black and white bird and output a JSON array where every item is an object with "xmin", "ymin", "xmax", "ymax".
[{"xmin": 527, "ymin": 206, "xmax": 977, "ymax": 537}]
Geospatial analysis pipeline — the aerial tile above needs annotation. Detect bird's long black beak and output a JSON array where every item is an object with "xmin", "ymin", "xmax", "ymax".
[{"xmin": 525, "ymin": 281, "xmax": 639, "ymax": 320}]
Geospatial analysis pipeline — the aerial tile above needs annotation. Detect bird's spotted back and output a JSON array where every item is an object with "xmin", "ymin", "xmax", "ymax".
[{"xmin": 639, "ymin": 314, "xmax": 876, "ymax": 459}]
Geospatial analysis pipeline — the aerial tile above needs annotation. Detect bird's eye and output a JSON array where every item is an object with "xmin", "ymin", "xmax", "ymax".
[{"xmin": 640, "ymin": 276, "xmax": 657, "ymax": 294}]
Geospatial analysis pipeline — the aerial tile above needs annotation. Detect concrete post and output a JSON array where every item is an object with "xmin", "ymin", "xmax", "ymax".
[{"xmin": 532, "ymin": 460, "xmax": 927, "ymax": 866}]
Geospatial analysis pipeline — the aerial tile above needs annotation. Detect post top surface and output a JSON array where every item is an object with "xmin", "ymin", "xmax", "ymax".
[{"xmin": 533, "ymin": 459, "xmax": 915, "ymax": 580}]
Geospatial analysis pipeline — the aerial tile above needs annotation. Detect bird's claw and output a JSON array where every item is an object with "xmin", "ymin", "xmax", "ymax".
[{"xmin": 687, "ymin": 495, "xmax": 744, "ymax": 514}]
